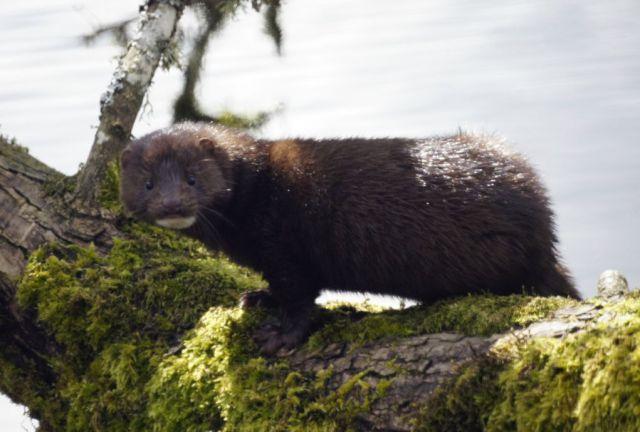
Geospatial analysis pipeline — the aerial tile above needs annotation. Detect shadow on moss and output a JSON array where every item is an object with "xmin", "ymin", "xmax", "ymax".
[{"xmin": 414, "ymin": 357, "xmax": 503, "ymax": 432}]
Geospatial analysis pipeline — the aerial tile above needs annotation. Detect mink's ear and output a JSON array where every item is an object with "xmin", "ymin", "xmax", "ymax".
[
  {"xmin": 120, "ymin": 148, "xmax": 133, "ymax": 170},
  {"xmin": 198, "ymin": 137, "xmax": 215, "ymax": 150},
  {"xmin": 197, "ymin": 137, "xmax": 220, "ymax": 157}
]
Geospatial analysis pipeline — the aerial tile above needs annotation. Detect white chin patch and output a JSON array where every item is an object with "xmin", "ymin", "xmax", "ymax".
[{"xmin": 155, "ymin": 216, "xmax": 196, "ymax": 230}]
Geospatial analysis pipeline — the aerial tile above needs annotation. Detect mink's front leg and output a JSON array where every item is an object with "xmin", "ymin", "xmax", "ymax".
[
  {"xmin": 252, "ymin": 298, "xmax": 315, "ymax": 355},
  {"xmin": 241, "ymin": 263, "xmax": 320, "ymax": 354},
  {"xmin": 239, "ymin": 289, "xmax": 279, "ymax": 310}
]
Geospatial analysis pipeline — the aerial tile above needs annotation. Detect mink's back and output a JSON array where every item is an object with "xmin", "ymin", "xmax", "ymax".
[{"xmin": 236, "ymin": 133, "xmax": 578, "ymax": 300}]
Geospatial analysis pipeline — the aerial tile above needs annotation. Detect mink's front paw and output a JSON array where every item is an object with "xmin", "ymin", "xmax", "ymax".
[
  {"xmin": 239, "ymin": 289, "xmax": 278, "ymax": 310},
  {"xmin": 253, "ymin": 322, "xmax": 307, "ymax": 356}
]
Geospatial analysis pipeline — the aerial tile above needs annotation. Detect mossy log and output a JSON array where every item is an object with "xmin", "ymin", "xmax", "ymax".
[{"xmin": 2, "ymin": 135, "xmax": 640, "ymax": 431}]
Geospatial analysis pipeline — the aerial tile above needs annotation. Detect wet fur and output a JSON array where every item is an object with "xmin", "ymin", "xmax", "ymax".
[{"xmin": 120, "ymin": 122, "xmax": 579, "ymax": 353}]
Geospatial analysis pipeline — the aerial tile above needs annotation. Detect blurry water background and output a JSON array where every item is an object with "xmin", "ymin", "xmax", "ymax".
[{"xmin": 1, "ymin": 0, "xmax": 639, "ymax": 428}]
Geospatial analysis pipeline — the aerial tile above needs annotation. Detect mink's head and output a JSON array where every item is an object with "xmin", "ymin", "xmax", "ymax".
[{"xmin": 119, "ymin": 124, "xmax": 232, "ymax": 230}]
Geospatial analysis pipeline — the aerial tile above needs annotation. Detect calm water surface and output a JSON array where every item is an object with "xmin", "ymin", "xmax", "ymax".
[{"xmin": 1, "ymin": 0, "xmax": 639, "ymax": 427}]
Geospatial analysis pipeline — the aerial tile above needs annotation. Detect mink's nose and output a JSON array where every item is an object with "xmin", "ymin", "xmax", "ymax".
[{"xmin": 161, "ymin": 198, "xmax": 184, "ymax": 216}]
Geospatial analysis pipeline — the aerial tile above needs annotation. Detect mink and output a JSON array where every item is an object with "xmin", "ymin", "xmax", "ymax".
[{"xmin": 120, "ymin": 122, "xmax": 579, "ymax": 353}]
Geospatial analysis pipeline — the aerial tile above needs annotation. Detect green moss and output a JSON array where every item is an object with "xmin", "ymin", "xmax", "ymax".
[
  {"xmin": 414, "ymin": 295, "xmax": 640, "ymax": 432},
  {"xmin": 98, "ymin": 160, "xmax": 122, "ymax": 211},
  {"xmin": 0, "ymin": 353, "xmax": 67, "ymax": 431},
  {"xmin": 18, "ymin": 224, "xmax": 262, "ymax": 368},
  {"xmin": 487, "ymin": 295, "xmax": 640, "ymax": 432},
  {"xmin": 64, "ymin": 342, "xmax": 165, "ymax": 432},
  {"xmin": 11, "ymin": 221, "xmax": 265, "ymax": 429},
  {"xmin": 149, "ymin": 307, "xmax": 388, "ymax": 431},
  {"xmin": 9, "ymin": 231, "xmax": 584, "ymax": 432},
  {"xmin": 146, "ymin": 294, "xmax": 574, "ymax": 431},
  {"xmin": 307, "ymin": 294, "xmax": 575, "ymax": 350}
]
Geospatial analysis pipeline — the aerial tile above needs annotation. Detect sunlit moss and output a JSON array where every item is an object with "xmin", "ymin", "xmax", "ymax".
[
  {"xmin": 143, "ymin": 293, "xmax": 577, "ymax": 431},
  {"xmin": 17, "ymin": 224, "xmax": 262, "ymax": 360},
  {"xmin": 64, "ymin": 342, "xmax": 164, "ymax": 432}
]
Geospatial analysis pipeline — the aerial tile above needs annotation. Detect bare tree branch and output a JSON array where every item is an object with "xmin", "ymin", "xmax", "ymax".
[{"xmin": 75, "ymin": 0, "xmax": 187, "ymax": 206}]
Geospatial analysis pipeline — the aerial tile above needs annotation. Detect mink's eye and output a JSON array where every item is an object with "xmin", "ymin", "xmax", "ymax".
[
  {"xmin": 186, "ymin": 175, "xmax": 196, "ymax": 186},
  {"xmin": 145, "ymin": 180, "xmax": 154, "ymax": 190}
]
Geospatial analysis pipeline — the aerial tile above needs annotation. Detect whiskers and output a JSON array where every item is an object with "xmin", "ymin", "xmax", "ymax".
[
  {"xmin": 199, "ymin": 205, "xmax": 236, "ymax": 229},
  {"xmin": 128, "ymin": 208, "xmax": 147, "ymax": 220},
  {"xmin": 195, "ymin": 209, "xmax": 223, "ymax": 245}
]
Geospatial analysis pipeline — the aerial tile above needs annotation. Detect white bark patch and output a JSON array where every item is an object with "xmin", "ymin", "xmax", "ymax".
[
  {"xmin": 123, "ymin": 4, "xmax": 178, "ymax": 86},
  {"xmin": 95, "ymin": 130, "xmax": 109, "ymax": 147}
]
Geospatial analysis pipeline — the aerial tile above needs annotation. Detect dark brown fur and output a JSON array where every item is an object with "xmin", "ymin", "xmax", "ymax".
[{"xmin": 120, "ymin": 122, "xmax": 579, "ymax": 353}]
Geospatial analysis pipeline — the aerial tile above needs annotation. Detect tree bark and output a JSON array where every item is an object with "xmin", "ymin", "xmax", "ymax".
[{"xmin": 0, "ymin": 138, "xmax": 120, "ymax": 412}]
